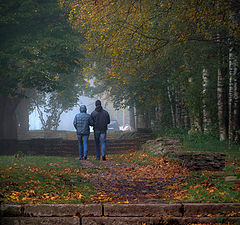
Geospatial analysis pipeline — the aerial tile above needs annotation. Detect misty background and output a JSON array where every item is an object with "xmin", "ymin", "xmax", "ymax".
[{"xmin": 29, "ymin": 96, "xmax": 130, "ymax": 131}]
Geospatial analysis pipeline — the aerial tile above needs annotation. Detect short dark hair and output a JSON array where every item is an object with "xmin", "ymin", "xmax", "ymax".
[{"xmin": 95, "ymin": 100, "xmax": 101, "ymax": 106}]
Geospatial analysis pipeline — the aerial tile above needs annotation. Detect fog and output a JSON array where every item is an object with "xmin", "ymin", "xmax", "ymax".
[{"xmin": 29, "ymin": 96, "xmax": 129, "ymax": 131}]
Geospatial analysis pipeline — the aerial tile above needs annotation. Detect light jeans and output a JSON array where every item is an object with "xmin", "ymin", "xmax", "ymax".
[
  {"xmin": 94, "ymin": 131, "xmax": 106, "ymax": 160},
  {"xmin": 77, "ymin": 134, "xmax": 89, "ymax": 159}
]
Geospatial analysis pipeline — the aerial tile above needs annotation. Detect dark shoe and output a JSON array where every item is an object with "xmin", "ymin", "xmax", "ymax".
[
  {"xmin": 84, "ymin": 156, "xmax": 87, "ymax": 160},
  {"xmin": 79, "ymin": 158, "xmax": 83, "ymax": 160},
  {"xmin": 102, "ymin": 156, "xmax": 106, "ymax": 161}
]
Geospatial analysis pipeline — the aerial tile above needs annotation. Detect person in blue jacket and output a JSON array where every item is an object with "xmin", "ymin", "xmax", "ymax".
[
  {"xmin": 73, "ymin": 105, "xmax": 94, "ymax": 160},
  {"xmin": 91, "ymin": 100, "xmax": 110, "ymax": 160}
]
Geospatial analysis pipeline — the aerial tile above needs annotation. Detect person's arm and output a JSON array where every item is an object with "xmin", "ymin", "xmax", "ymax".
[
  {"xmin": 89, "ymin": 115, "xmax": 94, "ymax": 126},
  {"xmin": 90, "ymin": 112, "xmax": 96, "ymax": 127},
  {"xmin": 73, "ymin": 115, "xmax": 77, "ymax": 129},
  {"xmin": 107, "ymin": 112, "xmax": 110, "ymax": 124}
]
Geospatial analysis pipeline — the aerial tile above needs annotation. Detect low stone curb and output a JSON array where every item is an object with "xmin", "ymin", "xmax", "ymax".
[
  {"xmin": 104, "ymin": 203, "xmax": 182, "ymax": 217},
  {"xmin": 1, "ymin": 217, "xmax": 80, "ymax": 225},
  {"xmin": 1, "ymin": 203, "xmax": 240, "ymax": 225},
  {"xmin": 82, "ymin": 217, "xmax": 240, "ymax": 225}
]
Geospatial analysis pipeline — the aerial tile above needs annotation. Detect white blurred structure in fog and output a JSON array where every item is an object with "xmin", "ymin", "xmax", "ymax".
[
  {"xmin": 29, "ymin": 96, "xmax": 96, "ymax": 131},
  {"xmin": 29, "ymin": 108, "xmax": 42, "ymax": 130},
  {"xmin": 29, "ymin": 96, "xmax": 128, "ymax": 131}
]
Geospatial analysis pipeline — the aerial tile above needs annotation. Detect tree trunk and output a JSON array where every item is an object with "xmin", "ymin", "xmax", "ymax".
[
  {"xmin": 182, "ymin": 106, "xmax": 189, "ymax": 128},
  {"xmin": 217, "ymin": 67, "xmax": 228, "ymax": 141},
  {"xmin": 202, "ymin": 68, "xmax": 211, "ymax": 133},
  {"xmin": 144, "ymin": 111, "xmax": 151, "ymax": 129},
  {"xmin": 228, "ymin": 6, "xmax": 240, "ymax": 143},
  {"xmin": 129, "ymin": 106, "xmax": 135, "ymax": 131},
  {"xmin": 53, "ymin": 109, "xmax": 64, "ymax": 130},
  {"xmin": 16, "ymin": 97, "xmax": 30, "ymax": 138},
  {"xmin": 233, "ymin": 76, "xmax": 240, "ymax": 142},
  {"xmin": 228, "ymin": 39, "xmax": 239, "ymax": 142},
  {"xmin": 189, "ymin": 116, "xmax": 202, "ymax": 134},
  {"xmin": 175, "ymin": 90, "xmax": 181, "ymax": 128},
  {"xmin": 217, "ymin": 38, "xmax": 228, "ymax": 141},
  {"xmin": 173, "ymin": 87, "xmax": 188, "ymax": 129},
  {"xmin": 167, "ymin": 80, "xmax": 176, "ymax": 127},
  {"xmin": 135, "ymin": 107, "xmax": 139, "ymax": 129},
  {"xmin": 0, "ymin": 95, "xmax": 21, "ymax": 140},
  {"xmin": 135, "ymin": 107, "xmax": 145, "ymax": 129},
  {"xmin": 35, "ymin": 102, "xmax": 46, "ymax": 130},
  {"xmin": 155, "ymin": 99, "xmax": 163, "ymax": 129}
]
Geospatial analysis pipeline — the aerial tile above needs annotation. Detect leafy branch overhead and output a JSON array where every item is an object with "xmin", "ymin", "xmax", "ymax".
[
  {"xmin": 0, "ymin": 0, "xmax": 85, "ymax": 96},
  {"xmin": 60, "ymin": 0, "xmax": 240, "ymax": 142}
]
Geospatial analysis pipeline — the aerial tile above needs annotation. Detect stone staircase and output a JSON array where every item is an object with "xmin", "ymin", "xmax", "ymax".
[
  {"xmin": 0, "ymin": 138, "xmax": 139, "ymax": 157},
  {"xmin": 119, "ymin": 128, "xmax": 156, "ymax": 145}
]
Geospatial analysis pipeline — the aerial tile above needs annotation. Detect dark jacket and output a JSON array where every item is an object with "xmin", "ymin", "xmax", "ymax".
[
  {"xmin": 73, "ymin": 112, "xmax": 93, "ymax": 135},
  {"xmin": 91, "ymin": 106, "xmax": 110, "ymax": 132}
]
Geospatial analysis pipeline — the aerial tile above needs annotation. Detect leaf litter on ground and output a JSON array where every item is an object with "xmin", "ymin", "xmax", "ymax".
[
  {"xmin": 0, "ymin": 150, "xmax": 239, "ymax": 205},
  {"xmin": 0, "ymin": 156, "xmax": 95, "ymax": 204}
]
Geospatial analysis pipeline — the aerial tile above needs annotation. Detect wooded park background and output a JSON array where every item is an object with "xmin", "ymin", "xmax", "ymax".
[{"xmin": 0, "ymin": 0, "xmax": 240, "ymax": 145}]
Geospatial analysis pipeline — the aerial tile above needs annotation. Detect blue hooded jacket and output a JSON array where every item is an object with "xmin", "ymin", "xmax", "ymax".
[{"xmin": 73, "ymin": 105, "xmax": 93, "ymax": 135}]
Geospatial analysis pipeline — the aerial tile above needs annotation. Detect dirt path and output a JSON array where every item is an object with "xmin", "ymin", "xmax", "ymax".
[{"xmin": 81, "ymin": 156, "xmax": 190, "ymax": 203}]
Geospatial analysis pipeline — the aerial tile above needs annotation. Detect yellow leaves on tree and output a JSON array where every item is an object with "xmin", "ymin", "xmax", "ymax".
[{"xmin": 58, "ymin": 0, "xmax": 239, "ymax": 88}]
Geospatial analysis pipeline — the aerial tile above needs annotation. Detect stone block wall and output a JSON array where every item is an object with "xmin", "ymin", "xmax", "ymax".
[
  {"xmin": 1, "ymin": 203, "xmax": 240, "ymax": 225},
  {"xmin": 166, "ymin": 150, "xmax": 226, "ymax": 171},
  {"xmin": 0, "ymin": 139, "xmax": 139, "ymax": 157},
  {"xmin": 142, "ymin": 137, "xmax": 226, "ymax": 171}
]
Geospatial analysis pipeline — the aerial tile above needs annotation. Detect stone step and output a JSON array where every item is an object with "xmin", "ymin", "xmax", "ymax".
[
  {"xmin": 1, "ymin": 203, "xmax": 240, "ymax": 225},
  {"xmin": 225, "ymin": 176, "xmax": 240, "ymax": 184},
  {"xmin": 0, "ymin": 139, "xmax": 140, "ymax": 157}
]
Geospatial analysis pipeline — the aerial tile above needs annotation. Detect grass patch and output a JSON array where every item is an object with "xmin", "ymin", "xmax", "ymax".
[
  {"xmin": 154, "ymin": 127, "xmax": 188, "ymax": 139},
  {"xmin": 151, "ymin": 129, "xmax": 240, "ymax": 202},
  {"xmin": 155, "ymin": 128, "xmax": 240, "ymax": 162},
  {"xmin": 182, "ymin": 133, "xmax": 240, "ymax": 162},
  {"xmin": 0, "ymin": 156, "xmax": 96, "ymax": 204},
  {"xmin": 183, "ymin": 171, "xmax": 240, "ymax": 203}
]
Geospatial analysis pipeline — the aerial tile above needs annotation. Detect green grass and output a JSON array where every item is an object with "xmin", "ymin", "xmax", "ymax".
[
  {"xmin": 1, "ymin": 150, "xmax": 239, "ymax": 204},
  {"xmin": 155, "ymin": 128, "xmax": 240, "ymax": 162},
  {"xmin": 154, "ymin": 128, "xmax": 240, "ymax": 203},
  {"xmin": 0, "ymin": 156, "xmax": 96, "ymax": 204},
  {"xmin": 154, "ymin": 127, "xmax": 188, "ymax": 139},
  {"xmin": 182, "ymin": 133, "xmax": 240, "ymax": 162},
  {"xmin": 183, "ymin": 171, "xmax": 240, "ymax": 203}
]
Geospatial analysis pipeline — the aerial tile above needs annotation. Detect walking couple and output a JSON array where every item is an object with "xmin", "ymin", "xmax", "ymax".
[{"xmin": 73, "ymin": 100, "xmax": 110, "ymax": 161}]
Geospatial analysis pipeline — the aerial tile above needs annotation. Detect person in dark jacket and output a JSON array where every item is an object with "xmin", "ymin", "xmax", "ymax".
[
  {"xmin": 73, "ymin": 105, "xmax": 93, "ymax": 160},
  {"xmin": 91, "ymin": 100, "xmax": 110, "ymax": 160}
]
